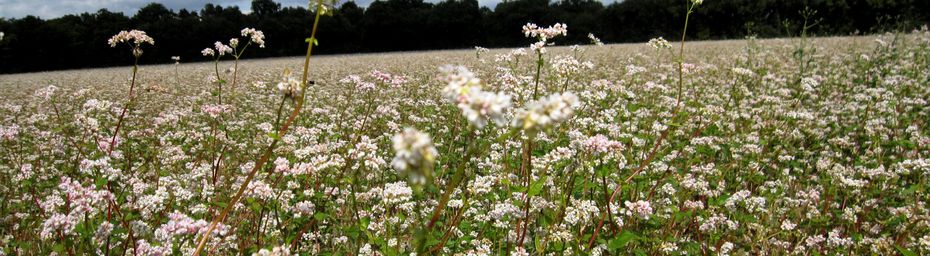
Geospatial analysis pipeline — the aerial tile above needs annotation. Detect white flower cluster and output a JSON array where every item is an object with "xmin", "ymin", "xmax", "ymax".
[
  {"xmin": 523, "ymin": 23, "xmax": 568, "ymax": 53},
  {"xmin": 647, "ymin": 37, "xmax": 672, "ymax": 50},
  {"xmin": 440, "ymin": 65, "xmax": 483, "ymax": 102},
  {"xmin": 291, "ymin": 201, "xmax": 315, "ymax": 218},
  {"xmin": 581, "ymin": 134, "xmax": 623, "ymax": 154},
  {"xmin": 624, "ymin": 200, "xmax": 654, "ymax": 219},
  {"xmin": 551, "ymin": 55, "xmax": 594, "ymax": 77},
  {"xmin": 201, "ymin": 104, "xmax": 231, "ymax": 118},
  {"xmin": 801, "ymin": 76, "xmax": 820, "ymax": 92},
  {"xmin": 341, "ymin": 74, "xmax": 375, "ymax": 91},
  {"xmin": 439, "ymin": 65, "xmax": 512, "ymax": 128},
  {"xmin": 381, "ymin": 181, "xmax": 413, "ymax": 204},
  {"xmin": 588, "ymin": 33, "xmax": 604, "ymax": 46},
  {"xmin": 512, "ymin": 92, "xmax": 580, "ymax": 130},
  {"xmin": 241, "ymin": 27, "xmax": 266, "ymax": 48},
  {"xmin": 564, "ymin": 199, "xmax": 599, "ymax": 225},
  {"xmin": 34, "ymin": 85, "xmax": 58, "ymax": 101},
  {"xmin": 522, "ymin": 23, "xmax": 568, "ymax": 41},
  {"xmin": 475, "ymin": 46, "xmax": 490, "ymax": 58},
  {"xmin": 107, "ymin": 29, "xmax": 154, "ymax": 47},
  {"xmin": 252, "ymin": 246, "xmax": 290, "ymax": 256},
  {"xmin": 201, "ymin": 48, "xmax": 216, "ymax": 57},
  {"xmin": 214, "ymin": 41, "xmax": 234, "ymax": 57},
  {"xmin": 731, "ymin": 67, "xmax": 754, "ymax": 76},
  {"xmin": 391, "ymin": 128, "xmax": 438, "ymax": 184},
  {"xmin": 276, "ymin": 71, "xmax": 302, "ymax": 97},
  {"xmin": 40, "ymin": 213, "xmax": 77, "ymax": 240}
]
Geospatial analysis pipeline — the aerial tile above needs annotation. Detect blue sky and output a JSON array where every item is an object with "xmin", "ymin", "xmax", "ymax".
[{"xmin": 0, "ymin": 0, "xmax": 617, "ymax": 19}]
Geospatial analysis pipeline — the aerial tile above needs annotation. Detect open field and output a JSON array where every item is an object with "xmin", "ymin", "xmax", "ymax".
[{"xmin": 1, "ymin": 28, "xmax": 930, "ymax": 256}]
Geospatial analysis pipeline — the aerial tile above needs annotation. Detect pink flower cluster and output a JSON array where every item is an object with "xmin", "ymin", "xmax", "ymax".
[
  {"xmin": 58, "ymin": 177, "xmax": 113, "ymax": 216},
  {"xmin": 201, "ymin": 104, "xmax": 232, "ymax": 118},
  {"xmin": 154, "ymin": 211, "xmax": 229, "ymax": 242},
  {"xmin": 582, "ymin": 134, "xmax": 623, "ymax": 154},
  {"xmin": 40, "ymin": 213, "xmax": 77, "ymax": 239},
  {"xmin": 370, "ymin": 70, "xmax": 408, "ymax": 88}
]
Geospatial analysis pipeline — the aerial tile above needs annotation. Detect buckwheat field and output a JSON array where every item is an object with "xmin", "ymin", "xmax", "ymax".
[{"xmin": 2, "ymin": 3, "xmax": 930, "ymax": 255}]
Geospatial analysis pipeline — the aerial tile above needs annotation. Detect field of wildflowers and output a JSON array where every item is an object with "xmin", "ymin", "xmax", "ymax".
[{"xmin": 1, "ymin": 1, "xmax": 930, "ymax": 255}]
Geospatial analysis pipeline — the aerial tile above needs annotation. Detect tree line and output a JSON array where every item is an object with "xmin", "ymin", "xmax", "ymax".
[{"xmin": 0, "ymin": 0, "xmax": 926, "ymax": 73}]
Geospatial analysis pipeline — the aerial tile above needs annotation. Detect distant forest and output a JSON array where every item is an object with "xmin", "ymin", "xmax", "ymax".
[{"xmin": 0, "ymin": 0, "xmax": 927, "ymax": 73}]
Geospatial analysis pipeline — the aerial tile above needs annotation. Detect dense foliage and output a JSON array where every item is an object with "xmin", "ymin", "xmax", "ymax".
[{"xmin": 0, "ymin": 0, "xmax": 928, "ymax": 73}]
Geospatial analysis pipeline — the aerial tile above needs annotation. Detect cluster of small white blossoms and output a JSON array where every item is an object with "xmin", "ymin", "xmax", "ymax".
[
  {"xmin": 381, "ymin": 181, "xmax": 414, "ymax": 204},
  {"xmin": 201, "ymin": 104, "xmax": 231, "ymax": 118},
  {"xmin": 153, "ymin": 211, "xmax": 229, "ymax": 243},
  {"xmin": 522, "ymin": 23, "xmax": 567, "ymax": 53},
  {"xmin": 341, "ymin": 74, "xmax": 374, "ymax": 91},
  {"xmin": 623, "ymin": 200, "xmax": 654, "ymax": 219},
  {"xmin": 107, "ymin": 29, "xmax": 154, "ymax": 47},
  {"xmin": 439, "ymin": 65, "xmax": 513, "ymax": 128},
  {"xmin": 647, "ymin": 37, "xmax": 672, "ymax": 50},
  {"xmin": 551, "ymin": 55, "xmax": 594, "ymax": 78},
  {"xmin": 0, "ymin": 31, "xmax": 5, "ymax": 41},
  {"xmin": 107, "ymin": 29, "xmax": 154, "ymax": 57},
  {"xmin": 475, "ymin": 46, "xmax": 491, "ymax": 58},
  {"xmin": 207, "ymin": 41, "xmax": 234, "ymax": 57},
  {"xmin": 580, "ymin": 134, "xmax": 624, "ymax": 154},
  {"xmin": 34, "ymin": 85, "xmax": 57, "ymax": 101},
  {"xmin": 731, "ymin": 67, "xmax": 754, "ymax": 76},
  {"xmin": 201, "ymin": 47, "xmax": 216, "ymax": 57},
  {"xmin": 588, "ymin": 33, "xmax": 604, "ymax": 46},
  {"xmin": 391, "ymin": 127, "xmax": 438, "ymax": 185},
  {"xmin": 511, "ymin": 92, "xmax": 580, "ymax": 130},
  {"xmin": 241, "ymin": 27, "xmax": 266, "ymax": 48},
  {"xmin": 40, "ymin": 177, "xmax": 114, "ymax": 239},
  {"xmin": 369, "ymin": 70, "xmax": 408, "ymax": 88},
  {"xmin": 341, "ymin": 70, "xmax": 408, "ymax": 91},
  {"xmin": 563, "ymin": 199, "xmax": 599, "ymax": 225},
  {"xmin": 252, "ymin": 246, "xmax": 290, "ymax": 256},
  {"xmin": 276, "ymin": 70, "xmax": 302, "ymax": 97}
]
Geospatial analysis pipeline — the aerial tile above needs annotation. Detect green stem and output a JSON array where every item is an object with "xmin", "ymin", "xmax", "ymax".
[
  {"xmin": 107, "ymin": 55, "xmax": 140, "ymax": 156},
  {"xmin": 532, "ymin": 52, "xmax": 543, "ymax": 100}
]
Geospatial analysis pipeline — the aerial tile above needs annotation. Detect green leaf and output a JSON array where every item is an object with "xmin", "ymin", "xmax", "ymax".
[
  {"xmin": 895, "ymin": 245, "xmax": 917, "ymax": 256},
  {"xmin": 306, "ymin": 37, "xmax": 319, "ymax": 46},
  {"xmin": 902, "ymin": 184, "xmax": 922, "ymax": 196},
  {"xmin": 267, "ymin": 132, "xmax": 280, "ymax": 141},
  {"xmin": 527, "ymin": 176, "xmax": 546, "ymax": 197},
  {"xmin": 95, "ymin": 177, "xmax": 107, "ymax": 187},
  {"xmin": 53, "ymin": 244, "xmax": 66, "ymax": 253},
  {"xmin": 607, "ymin": 231, "xmax": 638, "ymax": 250},
  {"xmin": 313, "ymin": 212, "xmax": 328, "ymax": 221},
  {"xmin": 247, "ymin": 198, "xmax": 262, "ymax": 212}
]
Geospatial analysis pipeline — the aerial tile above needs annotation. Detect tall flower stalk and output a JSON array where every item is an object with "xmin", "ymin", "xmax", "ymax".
[
  {"xmin": 105, "ymin": 30, "xmax": 154, "ymax": 156},
  {"xmin": 191, "ymin": 2, "xmax": 322, "ymax": 255}
]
